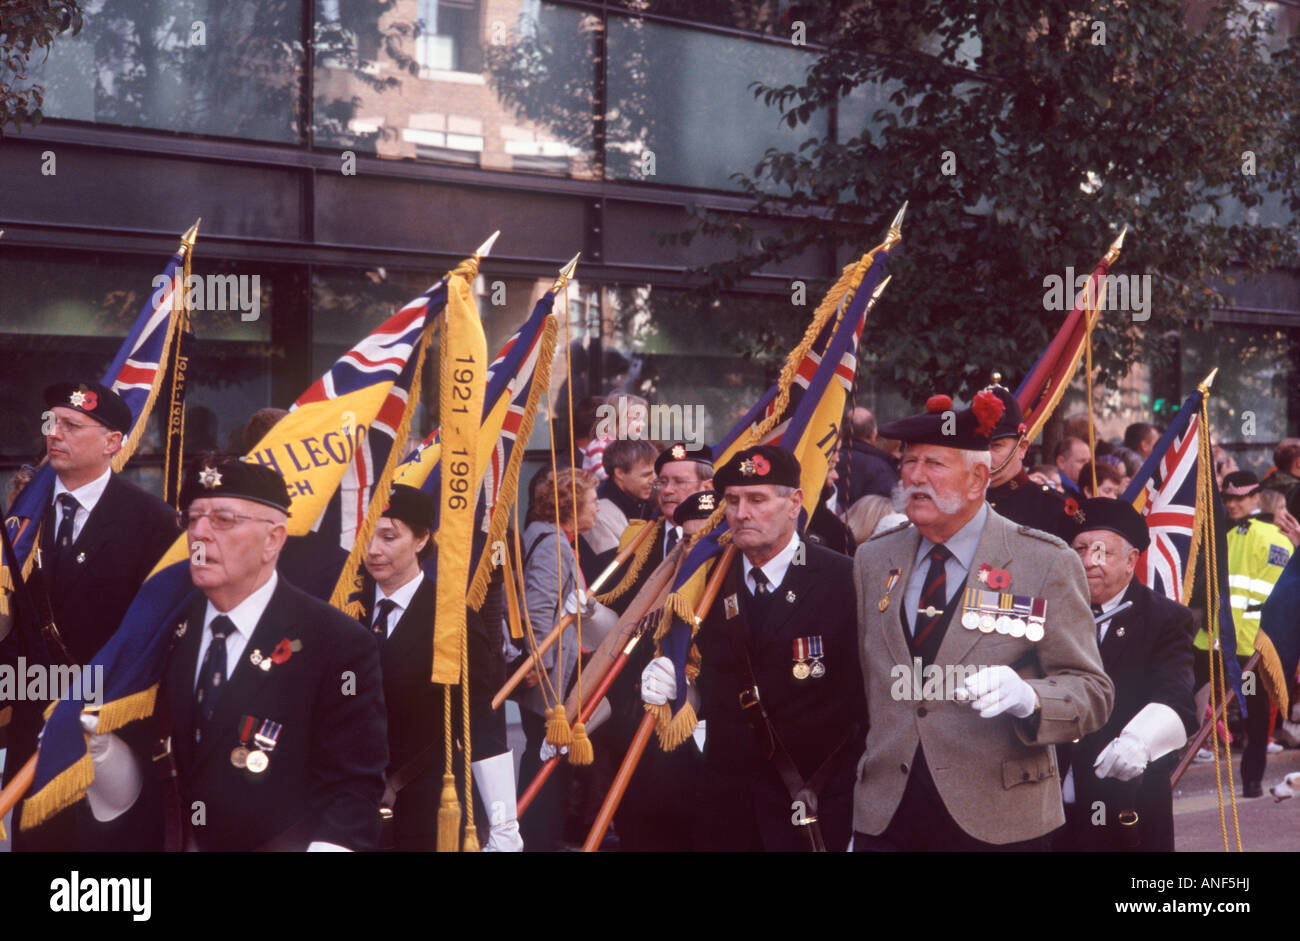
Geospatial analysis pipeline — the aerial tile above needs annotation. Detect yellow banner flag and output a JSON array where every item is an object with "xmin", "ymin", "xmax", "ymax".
[{"xmin": 432, "ymin": 272, "xmax": 487, "ymax": 683}]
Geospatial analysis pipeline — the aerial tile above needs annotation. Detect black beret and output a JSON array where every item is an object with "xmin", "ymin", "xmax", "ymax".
[
  {"xmin": 43, "ymin": 381, "xmax": 132, "ymax": 435},
  {"xmin": 713, "ymin": 445, "xmax": 800, "ymax": 493},
  {"xmin": 878, "ymin": 390, "xmax": 1008, "ymax": 452},
  {"xmin": 672, "ymin": 489, "xmax": 719, "ymax": 525},
  {"xmin": 179, "ymin": 453, "xmax": 292, "ymax": 513},
  {"xmin": 1222, "ymin": 471, "xmax": 1260, "ymax": 497},
  {"xmin": 982, "ymin": 383, "xmax": 1028, "ymax": 441},
  {"xmin": 1063, "ymin": 497, "xmax": 1150, "ymax": 553},
  {"xmin": 382, "ymin": 483, "xmax": 434, "ymax": 531},
  {"xmin": 654, "ymin": 441, "xmax": 714, "ymax": 476}
]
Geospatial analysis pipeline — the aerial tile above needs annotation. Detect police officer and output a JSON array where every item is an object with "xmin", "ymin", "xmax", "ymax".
[
  {"xmin": 361, "ymin": 484, "xmax": 520, "ymax": 851},
  {"xmin": 1202, "ymin": 470, "xmax": 1293, "ymax": 797},
  {"xmin": 1056, "ymin": 498, "xmax": 1196, "ymax": 850},
  {"xmin": 981, "ymin": 380, "xmax": 1073, "ymax": 539},
  {"xmin": 3, "ymin": 381, "xmax": 176, "ymax": 850},
  {"xmin": 641, "ymin": 445, "xmax": 867, "ymax": 851},
  {"xmin": 83, "ymin": 454, "xmax": 387, "ymax": 850}
]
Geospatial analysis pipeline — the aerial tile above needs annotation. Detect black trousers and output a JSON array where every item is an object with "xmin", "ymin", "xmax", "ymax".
[
  {"xmin": 518, "ymin": 707, "xmax": 571, "ymax": 851},
  {"xmin": 853, "ymin": 746, "xmax": 1049, "ymax": 852},
  {"xmin": 1193, "ymin": 650, "xmax": 1271, "ymax": 786}
]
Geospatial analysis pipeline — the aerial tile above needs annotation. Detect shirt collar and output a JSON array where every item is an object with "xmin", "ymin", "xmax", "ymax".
[
  {"xmin": 1099, "ymin": 583, "xmax": 1130, "ymax": 613},
  {"xmin": 747, "ymin": 530, "xmax": 801, "ymax": 593},
  {"xmin": 916, "ymin": 502, "xmax": 988, "ymax": 572},
  {"xmin": 376, "ymin": 570, "xmax": 424, "ymax": 614},
  {"xmin": 52, "ymin": 466, "xmax": 112, "ymax": 515},
  {"xmin": 204, "ymin": 571, "xmax": 279, "ymax": 641}
]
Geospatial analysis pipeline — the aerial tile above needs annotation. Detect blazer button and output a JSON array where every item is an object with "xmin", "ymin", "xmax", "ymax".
[
  {"xmin": 1021, "ymin": 771, "xmax": 1030, "ymax": 781},
  {"xmin": 916, "ymin": 706, "xmax": 927, "ymax": 717},
  {"xmin": 900, "ymin": 763, "xmax": 909, "ymax": 774}
]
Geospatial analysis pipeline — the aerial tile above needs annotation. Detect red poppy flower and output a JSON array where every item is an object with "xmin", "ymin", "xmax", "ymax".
[
  {"xmin": 82, "ymin": 391, "xmax": 99, "ymax": 411},
  {"xmin": 986, "ymin": 568, "xmax": 1012, "ymax": 590},
  {"xmin": 271, "ymin": 637, "xmax": 294, "ymax": 664},
  {"xmin": 752, "ymin": 454, "xmax": 771, "ymax": 476},
  {"xmin": 1064, "ymin": 497, "xmax": 1079, "ymax": 516}
]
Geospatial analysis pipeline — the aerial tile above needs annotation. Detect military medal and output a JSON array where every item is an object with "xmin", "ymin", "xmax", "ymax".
[
  {"xmin": 807, "ymin": 636, "xmax": 826, "ymax": 678},
  {"xmin": 879, "ymin": 569, "xmax": 901, "ymax": 612},
  {"xmin": 792, "ymin": 637, "xmax": 811, "ymax": 679},
  {"xmin": 724, "ymin": 593, "xmax": 740, "ymax": 620},
  {"xmin": 246, "ymin": 718, "xmax": 282, "ymax": 774},
  {"xmin": 960, "ymin": 588, "xmax": 981, "ymax": 629},
  {"xmin": 1009, "ymin": 596, "xmax": 1031, "ymax": 638},
  {"xmin": 995, "ymin": 592, "xmax": 1014, "ymax": 633},
  {"xmin": 1025, "ymin": 597, "xmax": 1047, "ymax": 642},
  {"xmin": 245, "ymin": 750, "xmax": 269, "ymax": 773},
  {"xmin": 231, "ymin": 715, "xmax": 256, "ymax": 769}
]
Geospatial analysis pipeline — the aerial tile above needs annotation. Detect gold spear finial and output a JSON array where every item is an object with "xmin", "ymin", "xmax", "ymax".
[
  {"xmin": 474, "ymin": 230, "xmax": 501, "ymax": 262},
  {"xmin": 1104, "ymin": 223, "xmax": 1127, "ymax": 264},
  {"xmin": 1198, "ymin": 367, "xmax": 1219, "ymax": 394},
  {"xmin": 882, "ymin": 201, "xmax": 908, "ymax": 251},
  {"xmin": 867, "ymin": 274, "xmax": 892, "ymax": 306},
  {"xmin": 991, "ymin": 371, "xmax": 1003, "ymax": 386},
  {"xmin": 553, "ymin": 252, "xmax": 581, "ymax": 293},
  {"xmin": 181, "ymin": 218, "xmax": 201, "ymax": 252}
]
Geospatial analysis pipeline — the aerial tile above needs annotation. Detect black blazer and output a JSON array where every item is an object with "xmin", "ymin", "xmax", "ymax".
[
  {"xmin": 3, "ymin": 472, "xmax": 176, "ymax": 849},
  {"xmin": 695, "ymin": 539, "xmax": 866, "ymax": 851},
  {"xmin": 165, "ymin": 578, "xmax": 388, "ymax": 851},
  {"xmin": 1059, "ymin": 578, "xmax": 1196, "ymax": 851},
  {"xmin": 370, "ymin": 576, "xmax": 506, "ymax": 850}
]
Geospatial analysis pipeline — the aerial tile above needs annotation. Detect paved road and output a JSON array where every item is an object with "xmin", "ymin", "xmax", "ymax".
[{"xmin": 1174, "ymin": 744, "xmax": 1300, "ymax": 851}]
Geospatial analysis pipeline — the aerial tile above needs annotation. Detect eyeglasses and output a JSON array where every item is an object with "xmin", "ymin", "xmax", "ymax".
[
  {"xmin": 44, "ymin": 416, "xmax": 107, "ymax": 435},
  {"xmin": 180, "ymin": 509, "xmax": 280, "ymax": 531}
]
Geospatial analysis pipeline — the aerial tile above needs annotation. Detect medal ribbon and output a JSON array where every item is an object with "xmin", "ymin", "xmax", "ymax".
[
  {"xmin": 253, "ymin": 719, "xmax": 283, "ymax": 752},
  {"xmin": 238, "ymin": 715, "xmax": 256, "ymax": 747},
  {"xmin": 807, "ymin": 636, "xmax": 823, "ymax": 659},
  {"xmin": 793, "ymin": 637, "xmax": 808, "ymax": 660}
]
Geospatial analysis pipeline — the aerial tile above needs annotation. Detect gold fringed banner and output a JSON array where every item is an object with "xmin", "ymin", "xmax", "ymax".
[
  {"xmin": 432, "ymin": 267, "xmax": 488, "ymax": 684},
  {"xmin": 1253, "ymin": 631, "xmax": 1290, "ymax": 716},
  {"xmin": 595, "ymin": 519, "xmax": 662, "ymax": 605}
]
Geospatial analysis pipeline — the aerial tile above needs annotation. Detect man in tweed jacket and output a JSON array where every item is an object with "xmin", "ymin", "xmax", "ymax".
[{"xmin": 851, "ymin": 392, "xmax": 1113, "ymax": 850}]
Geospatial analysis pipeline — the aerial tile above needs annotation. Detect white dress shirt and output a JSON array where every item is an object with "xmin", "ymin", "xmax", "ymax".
[
  {"xmin": 372, "ymin": 570, "xmax": 424, "ymax": 639},
  {"xmin": 903, "ymin": 503, "xmax": 988, "ymax": 624},
  {"xmin": 743, "ymin": 530, "xmax": 801, "ymax": 596},
  {"xmin": 194, "ymin": 571, "xmax": 279, "ymax": 689},
  {"xmin": 1093, "ymin": 584, "xmax": 1129, "ymax": 645},
  {"xmin": 52, "ymin": 466, "xmax": 112, "ymax": 544}
]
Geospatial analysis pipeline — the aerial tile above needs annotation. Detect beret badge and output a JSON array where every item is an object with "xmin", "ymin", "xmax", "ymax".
[{"xmin": 198, "ymin": 466, "xmax": 223, "ymax": 489}]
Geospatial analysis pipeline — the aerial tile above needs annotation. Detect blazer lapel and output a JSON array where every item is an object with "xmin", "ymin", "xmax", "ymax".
[
  {"xmin": 167, "ymin": 596, "xmax": 206, "ymax": 770},
  {"xmin": 878, "ymin": 528, "xmax": 921, "ymax": 668},
  {"xmin": 936, "ymin": 512, "xmax": 1010, "ymax": 667},
  {"xmin": 59, "ymin": 475, "xmax": 128, "ymax": 594},
  {"xmin": 753, "ymin": 541, "xmax": 821, "ymax": 657},
  {"xmin": 1099, "ymin": 580, "xmax": 1143, "ymax": 669}
]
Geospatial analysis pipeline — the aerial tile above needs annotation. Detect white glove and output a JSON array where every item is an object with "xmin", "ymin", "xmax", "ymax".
[
  {"xmin": 563, "ymin": 589, "xmax": 597, "ymax": 618},
  {"xmin": 1093, "ymin": 730, "xmax": 1149, "ymax": 781},
  {"xmin": 1121, "ymin": 701, "xmax": 1188, "ymax": 762},
  {"xmin": 691, "ymin": 718, "xmax": 707, "ymax": 752},
  {"xmin": 471, "ymin": 751, "xmax": 524, "ymax": 852},
  {"xmin": 539, "ymin": 741, "xmax": 569, "ymax": 762},
  {"xmin": 307, "ymin": 841, "xmax": 352, "ymax": 852},
  {"xmin": 962, "ymin": 665, "xmax": 1038, "ymax": 719},
  {"xmin": 641, "ymin": 657, "xmax": 677, "ymax": 706},
  {"xmin": 80, "ymin": 713, "xmax": 143, "ymax": 822}
]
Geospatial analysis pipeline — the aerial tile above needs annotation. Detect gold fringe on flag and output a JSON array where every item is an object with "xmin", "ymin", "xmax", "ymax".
[
  {"xmin": 655, "ymin": 700, "xmax": 698, "ymax": 750},
  {"xmin": 1253, "ymin": 631, "xmax": 1290, "ymax": 716},
  {"xmin": 594, "ymin": 519, "xmax": 662, "ymax": 605},
  {"xmin": 500, "ymin": 540, "xmax": 525, "ymax": 640},
  {"xmin": 18, "ymin": 752, "xmax": 94, "ymax": 833},
  {"xmin": 467, "ymin": 315, "xmax": 559, "ymax": 611}
]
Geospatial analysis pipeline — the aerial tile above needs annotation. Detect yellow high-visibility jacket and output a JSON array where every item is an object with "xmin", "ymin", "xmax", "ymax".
[{"xmin": 1195, "ymin": 514, "xmax": 1293, "ymax": 655}]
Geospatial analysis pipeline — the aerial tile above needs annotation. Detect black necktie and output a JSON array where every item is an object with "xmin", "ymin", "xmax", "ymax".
[
  {"xmin": 751, "ymin": 567, "xmax": 772, "ymax": 596},
  {"xmin": 55, "ymin": 493, "xmax": 79, "ymax": 548},
  {"xmin": 1091, "ymin": 604, "xmax": 1105, "ymax": 644},
  {"xmin": 665, "ymin": 526, "xmax": 680, "ymax": 557},
  {"xmin": 913, "ymin": 545, "xmax": 952, "ymax": 644},
  {"xmin": 372, "ymin": 599, "xmax": 397, "ymax": 638},
  {"xmin": 195, "ymin": 616, "xmax": 235, "ymax": 727}
]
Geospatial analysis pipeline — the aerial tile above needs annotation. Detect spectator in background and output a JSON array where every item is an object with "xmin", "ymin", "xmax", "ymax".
[
  {"xmin": 1079, "ymin": 460, "xmax": 1124, "ymax": 499},
  {"xmin": 583, "ymin": 393, "xmax": 649, "ymax": 482},
  {"xmin": 584, "ymin": 438, "xmax": 657, "ymax": 555},
  {"xmin": 1124, "ymin": 422, "xmax": 1161, "ymax": 460},
  {"xmin": 808, "ymin": 443, "xmax": 855, "ymax": 555},
  {"xmin": 1262, "ymin": 438, "xmax": 1300, "ymax": 503},
  {"xmin": 552, "ymin": 396, "xmax": 605, "ymax": 479},
  {"xmin": 836, "ymin": 407, "xmax": 898, "ymax": 509},
  {"xmin": 1053, "ymin": 436, "xmax": 1091, "ymax": 493},
  {"xmin": 845, "ymin": 494, "xmax": 908, "ymax": 545},
  {"xmin": 1030, "ymin": 463, "xmax": 1066, "ymax": 492},
  {"xmin": 1110, "ymin": 445, "xmax": 1145, "ymax": 487},
  {"xmin": 1212, "ymin": 444, "xmax": 1239, "ymax": 488}
]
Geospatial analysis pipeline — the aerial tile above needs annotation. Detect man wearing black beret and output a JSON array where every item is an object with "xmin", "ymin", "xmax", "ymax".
[
  {"xmin": 2, "ymin": 381, "xmax": 176, "ymax": 851},
  {"xmin": 640, "ymin": 444, "xmax": 867, "ymax": 850},
  {"xmin": 81, "ymin": 453, "xmax": 388, "ymax": 850},
  {"xmin": 980, "ymin": 380, "xmax": 1072, "ymax": 539},
  {"xmin": 1056, "ymin": 498, "xmax": 1196, "ymax": 850}
]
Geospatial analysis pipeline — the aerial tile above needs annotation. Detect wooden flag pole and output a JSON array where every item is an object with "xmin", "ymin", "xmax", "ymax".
[
  {"xmin": 581, "ymin": 543, "xmax": 735, "ymax": 852},
  {"xmin": 491, "ymin": 518, "xmax": 660, "ymax": 710}
]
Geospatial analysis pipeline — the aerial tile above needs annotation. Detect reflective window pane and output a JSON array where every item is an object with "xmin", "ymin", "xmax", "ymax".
[
  {"xmin": 33, "ymin": 0, "xmax": 304, "ymax": 143},
  {"xmin": 315, "ymin": 0, "xmax": 597, "ymax": 178}
]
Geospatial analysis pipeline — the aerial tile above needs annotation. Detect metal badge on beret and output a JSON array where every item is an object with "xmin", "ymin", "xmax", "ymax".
[{"xmin": 198, "ymin": 466, "xmax": 223, "ymax": 489}]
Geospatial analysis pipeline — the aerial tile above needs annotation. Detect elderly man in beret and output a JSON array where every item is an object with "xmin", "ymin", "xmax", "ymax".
[
  {"xmin": 81, "ymin": 454, "xmax": 388, "ymax": 851},
  {"xmin": 641, "ymin": 445, "xmax": 867, "ymax": 851},
  {"xmin": 1055, "ymin": 498, "xmax": 1195, "ymax": 850},
  {"xmin": 851, "ymin": 392, "xmax": 1113, "ymax": 851},
  {"xmin": 2, "ymin": 381, "xmax": 177, "ymax": 851}
]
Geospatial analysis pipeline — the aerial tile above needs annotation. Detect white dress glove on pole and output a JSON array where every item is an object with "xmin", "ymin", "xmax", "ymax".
[
  {"xmin": 80, "ymin": 713, "xmax": 143, "ymax": 823},
  {"xmin": 563, "ymin": 590, "xmax": 596, "ymax": 618},
  {"xmin": 563, "ymin": 591, "xmax": 619, "ymax": 645},
  {"xmin": 641, "ymin": 656, "xmax": 677, "ymax": 706},
  {"xmin": 1095, "ymin": 702, "xmax": 1188, "ymax": 780},
  {"xmin": 539, "ymin": 741, "xmax": 568, "ymax": 762},
  {"xmin": 471, "ymin": 750, "xmax": 524, "ymax": 852},
  {"xmin": 962, "ymin": 665, "xmax": 1038, "ymax": 719}
]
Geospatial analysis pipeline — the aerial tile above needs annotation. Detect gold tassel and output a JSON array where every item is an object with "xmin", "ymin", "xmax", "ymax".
[
  {"xmin": 437, "ymin": 772, "xmax": 461, "ymax": 852},
  {"xmin": 546, "ymin": 704, "xmax": 573, "ymax": 747},
  {"xmin": 568, "ymin": 721, "xmax": 594, "ymax": 765},
  {"xmin": 462, "ymin": 826, "xmax": 480, "ymax": 852},
  {"xmin": 595, "ymin": 520, "xmax": 662, "ymax": 605},
  {"xmin": 656, "ymin": 702, "xmax": 699, "ymax": 751},
  {"xmin": 1253, "ymin": 631, "xmax": 1290, "ymax": 716}
]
